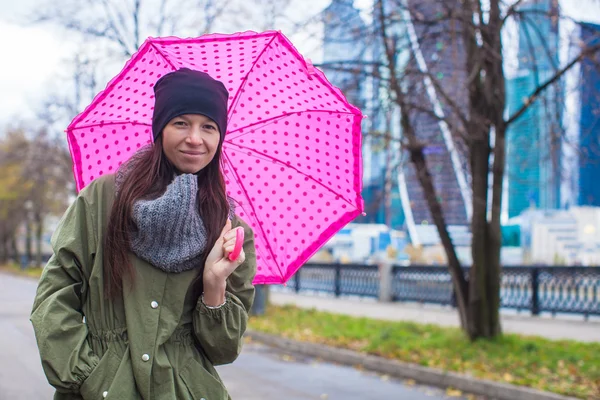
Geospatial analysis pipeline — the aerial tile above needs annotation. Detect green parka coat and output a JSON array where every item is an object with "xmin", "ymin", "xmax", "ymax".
[{"xmin": 30, "ymin": 174, "xmax": 256, "ymax": 400}]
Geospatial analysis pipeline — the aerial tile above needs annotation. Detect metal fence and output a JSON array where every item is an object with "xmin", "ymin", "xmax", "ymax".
[{"xmin": 282, "ymin": 264, "xmax": 600, "ymax": 318}]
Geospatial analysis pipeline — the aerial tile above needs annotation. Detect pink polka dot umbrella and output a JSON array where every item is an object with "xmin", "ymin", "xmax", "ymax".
[{"xmin": 66, "ymin": 31, "xmax": 364, "ymax": 284}]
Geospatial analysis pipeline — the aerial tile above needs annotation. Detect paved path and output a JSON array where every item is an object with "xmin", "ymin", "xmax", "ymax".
[
  {"xmin": 219, "ymin": 342, "xmax": 468, "ymax": 400},
  {"xmin": 269, "ymin": 291, "xmax": 600, "ymax": 342},
  {"xmin": 0, "ymin": 272, "xmax": 462, "ymax": 399}
]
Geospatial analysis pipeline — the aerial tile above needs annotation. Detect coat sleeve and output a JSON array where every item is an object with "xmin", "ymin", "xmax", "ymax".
[
  {"xmin": 193, "ymin": 217, "xmax": 257, "ymax": 366},
  {"xmin": 30, "ymin": 192, "xmax": 100, "ymax": 393}
]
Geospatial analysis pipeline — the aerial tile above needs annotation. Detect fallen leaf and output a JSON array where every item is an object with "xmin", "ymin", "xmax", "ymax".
[
  {"xmin": 404, "ymin": 379, "xmax": 416, "ymax": 386},
  {"xmin": 353, "ymin": 364, "xmax": 365, "ymax": 371},
  {"xmin": 446, "ymin": 387, "xmax": 463, "ymax": 397}
]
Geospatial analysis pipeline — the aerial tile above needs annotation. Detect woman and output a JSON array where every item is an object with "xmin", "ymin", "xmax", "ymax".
[{"xmin": 31, "ymin": 68, "xmax": 256, "ymax": 400}]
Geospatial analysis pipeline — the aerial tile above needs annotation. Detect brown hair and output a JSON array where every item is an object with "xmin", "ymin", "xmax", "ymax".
[{"xmin": 103, "ymin": 136, "xmax": 229, "ymax": 299}]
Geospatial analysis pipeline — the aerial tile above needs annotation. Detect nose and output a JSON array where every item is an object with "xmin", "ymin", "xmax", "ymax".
[{"xmin": 186, "ymin": 125, "xmax": 203, "ymax": 146}]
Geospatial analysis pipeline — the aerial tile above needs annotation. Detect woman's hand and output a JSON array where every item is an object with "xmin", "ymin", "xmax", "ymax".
[{"xmin": 202, "ymin": 219, "xmax": 246, "ymax": 306}]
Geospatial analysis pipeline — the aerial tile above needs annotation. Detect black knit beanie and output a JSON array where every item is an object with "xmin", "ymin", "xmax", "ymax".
[{"xmin": 152, "ymin": 68, "xmax": 229, "ymax": 141}]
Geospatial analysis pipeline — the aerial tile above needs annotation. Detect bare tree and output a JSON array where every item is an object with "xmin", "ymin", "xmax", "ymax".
[
  {"xmin": 31, "ymin": 0, "xmax": 294, "ymax": 131},
  {"xmin": 27, "ymin": 129, "xmax": 73, "ymax": 266},
  {"xmin": 0, "ymin": 130, "xmax": 31, "ymax": 264},
  {"xmin": 32, "ymin": 0, "xmax": 233, "ymax": 56},
  {"xmin": 0, "ymin": 127, "xmax": 72, "ymax": 267},
  {"xmin": 386, "ymin": 0, "xmax": 600, "ymax": 339},
  {"xmin": 319, "ymin": 0, "xmax": 600, "ymax": 339},
  {"xmin": 32, "ymin": 0, "xmax": 296, "ymax": 56}
]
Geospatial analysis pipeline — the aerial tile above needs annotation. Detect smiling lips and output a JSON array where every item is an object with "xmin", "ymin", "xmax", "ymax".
[{"xmin": 180, "ymin": 150, "xmax": 206, "ymax": 156}]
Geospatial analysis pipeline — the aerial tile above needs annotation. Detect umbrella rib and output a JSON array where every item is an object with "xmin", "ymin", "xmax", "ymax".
[
  {"xmin": 67, "ymin": 121, "xmax": 152, "ymax": 131},
  {"xmin": 224, "ymin": 141, "xmax": 358, "ymax": 209},
  {"xmin": 227, "ymin": 34, "xmax": 278, "ymax": 126},
  {"xmin": 226, "ymin": 109, "xmax": 358, "ymax": 141},
  {"xmin": 150, "ymin": 43, "xmax": 178, "ymax": 70},
  {"xmin": 223, "ymin": 151, "xmax": 284, "ymax": 279}
]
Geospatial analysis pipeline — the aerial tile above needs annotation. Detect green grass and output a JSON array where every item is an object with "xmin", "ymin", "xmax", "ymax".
[
  {"xmin": 0, "ymin": 262, "xmax": 44, "ymax": 278},
  {"xmin": 250, "ymin": 305, "xmax": 600, "ymax": 399}
]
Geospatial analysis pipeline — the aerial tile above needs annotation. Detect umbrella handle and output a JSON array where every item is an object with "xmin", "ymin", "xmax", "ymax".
[{"xmin": 228, "ymin": 227, "xmax": 245, "ymax": 261}]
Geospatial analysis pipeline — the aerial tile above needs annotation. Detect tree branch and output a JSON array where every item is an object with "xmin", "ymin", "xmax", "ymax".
[
  {"xmin": 501, "ymin": 0, "xmax": 527, "ymax": 26},
  {"xmin": 133, "ymin": 0, "xmax": 141, "ymax": 50},
  {"xmin": 419, "ymin": 70, "xmax": 470, "ymax": 134},
  {"xmin": 506, "ymin": 43, "xmax": 600, "ymax": 126}
]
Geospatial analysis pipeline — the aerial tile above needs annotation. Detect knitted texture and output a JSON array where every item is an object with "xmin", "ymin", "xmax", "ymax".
[
  {"xmin": 114, "ymin": 145, "xmax": 237, "ymax": 273},
  {"xmin": 130, "ymin": 173, "xmax": 207, "ymax": 273}
]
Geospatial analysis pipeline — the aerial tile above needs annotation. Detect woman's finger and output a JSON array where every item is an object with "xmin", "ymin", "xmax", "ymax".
[
  {"xmin": 219, "ymin": 219, "xmax": 232, "ymax": 238},
  {"xmin": 222, "ymin": 237, "xmax": 237, "ymax": 249},
  {"xmin": 223, "ymin": 226, "xmax": 242, "ymax": 242}
]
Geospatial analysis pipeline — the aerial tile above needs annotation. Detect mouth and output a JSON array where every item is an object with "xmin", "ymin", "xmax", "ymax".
[{"xmin": 180, "ymin": 150, "xmax": 206, "ymax": 156}]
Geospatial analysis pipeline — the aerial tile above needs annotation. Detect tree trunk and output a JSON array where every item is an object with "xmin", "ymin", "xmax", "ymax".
[
  {"xmin": 485, "ymin": 0, "xmax": 507, "ymax": 338},
  {"xmin": 10, "ymin": 234, "xmax": 19, "ymax": 264},
  {"xmin": 383, "ymin": 110, "xmax": 394, "ymax": 227},
  {"xmin": 384, "ymin": 141, "xmax": 393, "ymax": 227},
  {"xmin": 35, "ymin": 212, "xmax": 44, "ymax": 268},
  {"xmin": 25, "ymin": 219, "xmax": 32, "ymax": 268},
  {"xmin": 409, "ymin": 146, "xmax": 471, "ymax": 332},
  {"xmin": 469, "ymin": 132, "xmax": 495, "ymax": 339},
  {"xmin": 0, "ymin": 236, "xmax": 6, "ymax": 264},
  {"xmin": 401, "ymin": 105, "xmax": 470, "ymax": 332},
  {"xmin": 458, "ymin": 0, "xmax": 505, "ymax": 340}
]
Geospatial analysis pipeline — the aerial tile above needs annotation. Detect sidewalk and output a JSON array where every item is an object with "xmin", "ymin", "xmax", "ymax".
[{"xmin": 269, "ymin": 291, "xmax": 600, "ymax": 342}]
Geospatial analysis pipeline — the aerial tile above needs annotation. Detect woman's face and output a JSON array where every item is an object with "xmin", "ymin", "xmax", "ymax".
[{"xmin": 161, "ymin": 114, "xmax": 221, "ymax": 174}]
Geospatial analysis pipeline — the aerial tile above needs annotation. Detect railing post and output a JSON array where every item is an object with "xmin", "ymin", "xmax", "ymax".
[
  {"xmin": 294, "ymin": 269, "xmax": 301, "ymax": 293},
  {"xmin": 378, "ymin": 260, "xmax": 393, "ymax": 302},
  {"xmin": 531, "ymin": 267, "xmax": 540, "ymax": 316},
  {"xmin": 250, "ymin": 285, "xmax": 268, "ymax": 316},
  {"xmin": 334, "ymin": 264, "xmax": 342, "ymax": 297},
  {"xmin": 450, "ymin": 287, "xmax": 457, "ymax": 308}
]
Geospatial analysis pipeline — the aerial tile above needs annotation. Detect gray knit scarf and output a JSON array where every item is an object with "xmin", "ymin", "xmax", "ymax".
[{"xmin": 115, "ymin": 145, "xmax": 235, "ymax": 273}]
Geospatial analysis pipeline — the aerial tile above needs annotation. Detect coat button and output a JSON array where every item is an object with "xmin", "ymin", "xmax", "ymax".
[
  {"xmin": 102, "ymin": 391, "xmax": 108, "ymax": 398},
  {"xmin": 142, "ymin": 354, "xmax": 150, "ymax": 362},
  {"xmin": 151, "ymin": 301, "xmax": 158, "ymax": 309}
]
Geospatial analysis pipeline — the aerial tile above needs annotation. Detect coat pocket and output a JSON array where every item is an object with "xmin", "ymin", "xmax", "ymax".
[
  {"xmin": 79, "ymin": 347, "xmax": 121, "ymax": 400},
  {"xmin": 179, "ymin": 357, "xmax": 228, "ymax": 400}
]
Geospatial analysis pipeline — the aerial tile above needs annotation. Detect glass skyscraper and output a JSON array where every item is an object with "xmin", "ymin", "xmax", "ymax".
[
  {"xmin": 506, "ymin": 0, "xmax": 562, "ymax": 218},
  {"xmin": 577, "ymin": 22, "xmax": 600, "ymax": 206}
]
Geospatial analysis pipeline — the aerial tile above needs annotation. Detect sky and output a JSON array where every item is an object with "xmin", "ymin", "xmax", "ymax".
[
  {"xmin": 0, "ymin": 0, "xmax": 599, "ymax": 130},
  {"xmin": 0, "ymin": 0, "xmax": 73, "ymax": 127}
]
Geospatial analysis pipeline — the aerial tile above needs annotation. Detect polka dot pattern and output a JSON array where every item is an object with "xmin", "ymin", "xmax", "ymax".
[
  {"xmin": 69, "ymin": 124, "xmax": 153, "ymax": 185},
  {"xmin": 66, "ymin": 31, "xmax": 364, "ymax": 284}
]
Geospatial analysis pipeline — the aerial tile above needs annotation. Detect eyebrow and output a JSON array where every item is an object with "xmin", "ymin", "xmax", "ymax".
[{"xmin": 175, "ymin": 115, "xmax": 217, "ymax": 126}]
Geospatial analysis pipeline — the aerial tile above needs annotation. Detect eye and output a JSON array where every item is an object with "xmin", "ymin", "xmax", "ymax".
[
  {"xmin": 173, "ymin": 120, "xmax": 187, "ymax": 127},
  {"xmin": 204, "ymin": 124, "xmax": 217, "ymax": 131}
]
